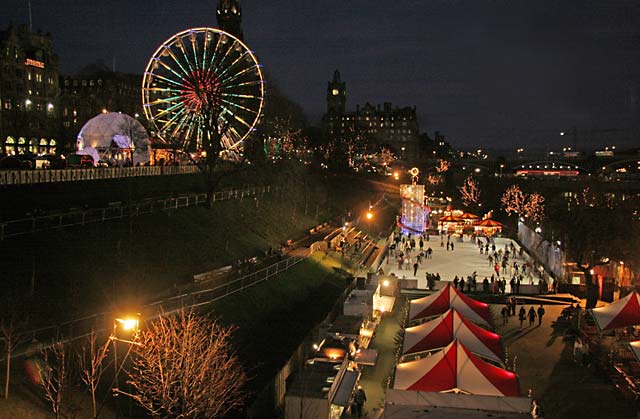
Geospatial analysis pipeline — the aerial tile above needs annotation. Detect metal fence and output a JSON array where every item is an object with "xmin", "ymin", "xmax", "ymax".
[
  {"xmin": 13, "ymin": 254, "xmax": 307, "ymax": 351},
  {"xmin": 148, "ymin": 255, "xmax": 307, "ymax": 313},
  {"xmin": 0, "ymin": 165, "xmax": 201, "ymax": 186},
  {"xmin": 0, "ymin": 185, "xmax": 272, "ymax": 241}
]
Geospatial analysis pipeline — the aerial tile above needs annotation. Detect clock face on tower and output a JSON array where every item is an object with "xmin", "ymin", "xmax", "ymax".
[{"xmin": 332, "ymin": 88, "xmax": 339, "ymax": 96}]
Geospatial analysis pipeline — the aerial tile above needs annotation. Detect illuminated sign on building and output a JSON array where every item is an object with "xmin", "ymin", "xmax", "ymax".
[{"xmin": 25, "ymin": 58, "xmax": 45, "ymax": 69}]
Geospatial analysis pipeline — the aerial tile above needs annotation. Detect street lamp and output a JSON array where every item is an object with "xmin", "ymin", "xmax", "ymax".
[
  {"xmin": 110, "ymin": 315, "xmax": 140, "ymax": 418},
  {"xmin": 366, "ymin": 204, "xmax": 374, "ymax": 220}
]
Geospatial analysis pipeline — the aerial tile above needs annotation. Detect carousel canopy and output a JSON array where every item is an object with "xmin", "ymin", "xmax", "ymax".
[
  {"xmin": 394, "ymin": 340, "xmax": 520, "ymax": 397},
  {"xmin": 590, "ymin": 292, "xmax": 640, "ymax": 331},
  {"xmin": 439, "ymin": 215, "xmax": 462, "ymax": 223},
  {"xmin": 460, "ymin": 212, "xmax": 480, "ymax": 220},
  {"xmin": 403, "ymin": 308, "xmax": 503, "ymax": 364},
  {"xmin": 409, "ymin": 283, "xmax": 491, "ymax": 326},
  {"xmin": 476, "ymin": 219, "xmax": 503, "ymax": 227}
]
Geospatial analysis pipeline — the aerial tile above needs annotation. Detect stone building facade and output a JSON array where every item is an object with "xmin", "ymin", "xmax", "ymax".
[
  {"xmin": 59, "ymin": 63, "xmax": 143, "ymax": 151},
  {"xmin": 0, "ymin": 24, "xmax": 59, "ymax": 155},
  {"xmin": 321, "ymin": 70, "xmax": 420, "ymax": 163}
]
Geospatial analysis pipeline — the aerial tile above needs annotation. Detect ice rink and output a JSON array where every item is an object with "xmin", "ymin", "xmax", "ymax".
[{"xmin": 381, "ymin": 234, "xmax": 544, "ymax": 290}]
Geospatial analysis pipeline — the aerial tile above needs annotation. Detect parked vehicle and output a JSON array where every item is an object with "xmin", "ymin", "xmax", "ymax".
[
  {"xmin": 0, "ymin": 155, "xmax": 32, "ymax": 169},
  {"xmin": 42, "ymin": 154, "xmax": 66, "ymax": 169}
]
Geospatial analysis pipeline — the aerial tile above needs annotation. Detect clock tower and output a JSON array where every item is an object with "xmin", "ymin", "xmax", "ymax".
[
  {"xmin": 216, "ymin": 0, "xmax": 244, "ymax": 41},
  {"xmin": 327, "ymin": 69, "xmax": 346, "ymax": 114}
]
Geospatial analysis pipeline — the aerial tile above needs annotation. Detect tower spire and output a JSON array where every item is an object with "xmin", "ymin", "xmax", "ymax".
[{"xmin": 216, "ymin": 0, "xmax": 244, "ymax": 41}]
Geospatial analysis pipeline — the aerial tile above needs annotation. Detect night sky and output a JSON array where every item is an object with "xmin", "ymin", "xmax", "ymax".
[{"xmin": 2, "ymin": 0, "xmax": 639, "ymax": 149}]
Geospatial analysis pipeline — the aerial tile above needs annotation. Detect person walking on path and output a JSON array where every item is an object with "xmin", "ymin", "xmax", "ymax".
[
  {"xmin": 450, "ymin": 242, "xmax": 455, "ymax": 251},
  {"xmin": 413, "ymin": 261, "xmax": 419, "ymax": 277},
  {"xmin": 501, "ymin": 305, "xmax": 509, "ymax": 325},
  {"xmin": 537, "ymin": 305, "xmax": 546, "ymax": 326},
  {"xmin": 427, "ymin": 247, "xmax": 433, "ymax": 259},
  {"xmin": 531, "ymin": 400, "xmax": 543, "ymax": 419},
  {"xmin": 528, "ymin": 306, "xmax": 537, "ymax": 326},
  {"xmin": 427, "ymin": 272, "xmax": 435, "ymax": 290},
  {"xmin": 354, "ymin": 386, "xmax": 367, "ymax": 418},
  {"xmin": 518, "ymin": 306, "xmax": 526, "ymax": 328}
]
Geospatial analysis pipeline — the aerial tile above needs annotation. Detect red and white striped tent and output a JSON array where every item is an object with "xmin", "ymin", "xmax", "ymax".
[
  {"xmin": 394, "ymin": 340, "xmax": 520, "ymax": 397},
  {"xmin": 590, "ymin": 292, "xmax": 640, "ymax": 331},
  {"xmin": 403, "ymin": 308, "xmax": 504, "ymax": 364},
  {"xmin": 409, "ymin": 283, "xmax": 491, "ymax": 326}
]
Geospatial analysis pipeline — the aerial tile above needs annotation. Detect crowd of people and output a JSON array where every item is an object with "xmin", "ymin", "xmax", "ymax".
[
  {"xmin": 389, "ymin": 231, "xmax": 434, "ymax": 276},
  {"xmin": 501, "ymin": 301, "xmax": 546, "ymax": 328},
  {"xmin": 386, "ymin": 230, "xmax": 561, "ymax": 303}
]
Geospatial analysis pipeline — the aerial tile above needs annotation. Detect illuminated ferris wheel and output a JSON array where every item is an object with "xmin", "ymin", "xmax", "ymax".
[{"xmin": 142, "ymin": 27, "xmax": 264, "ymax": 155}]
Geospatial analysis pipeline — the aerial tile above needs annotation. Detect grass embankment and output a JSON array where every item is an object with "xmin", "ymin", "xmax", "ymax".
[
  {"xmin": 0, "ymin": 187, "xmax": 326, "ymax": 322},
  {"xmin": 0, "ymin": 165, "xmax": 399, "ymax": 418},
  {"xmin": 0, "ymin": 164, "xmax": 394, "ymax": 325},
  {"xmin": 213, "ymin": 253, "xmax": 346, "ymax": 392}
]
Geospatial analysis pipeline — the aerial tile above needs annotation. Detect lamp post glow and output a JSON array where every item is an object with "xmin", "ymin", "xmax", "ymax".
[
  {"xmin": 110, "ymin": 314, "xmax": 140, "ymax": 418},
  {"xmin": 115, "ymin": 317, "xmax": 139, "ymax": 332}
]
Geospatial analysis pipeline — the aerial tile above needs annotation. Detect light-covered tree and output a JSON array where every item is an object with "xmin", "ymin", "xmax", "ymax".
[
  {"xmin": 502, "ymin": 185, "xmax": 546, "ymax": 222},
  {"xmin": 501, "ymin": 185, "xmax": 527, "ymax": 216},
  {"xmin": 436, "ymin": 159, "xmax": 451, "ymax": 173},
  {"xmin": 458, "ymin": 176, "xmax": 481, "ymax": 208},
  {"xmin": 427, "ymin": 174, "xmax": 441, "ymax": 185},
  {"xmin": 378, "ymin": 147, "xmax": 395, "ymax": 167},
  {"xmin": 125, "ymin": 309, "xmax": 246, "ymax": 418},
  {"xmin": 524, "ymin": 192, "xmax": 545, "ymax": 222}
]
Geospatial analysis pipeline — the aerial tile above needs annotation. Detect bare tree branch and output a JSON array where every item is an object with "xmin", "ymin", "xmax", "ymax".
[
  {"xmin": 1, "ymin": 306, "xmax": 27, "ymax": 400},
  {"xmin": 125, "ymin": 309, "xmax": 246, "ymax": 418},
  {"xmin": 41, "ymin": 342, "xmax": 69, "ymax": 419},
  {"xmin": 77, "ymin": 329, "xmax": 110, "ymax": 418}
]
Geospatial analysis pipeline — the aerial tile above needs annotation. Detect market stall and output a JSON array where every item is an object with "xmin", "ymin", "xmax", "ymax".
[
  {"xmin": 402, "ymin": 308, "xmax": 503, "ymax": 365},
  {"xmin": 394, "ymin": 340, "xmax": 520, "ymax": 397},
  {"xmin": 408, "ymin": 283, "xmax": 491, "ymax": 327}
]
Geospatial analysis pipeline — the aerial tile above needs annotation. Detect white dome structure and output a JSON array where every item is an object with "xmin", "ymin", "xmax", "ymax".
[{"xmin": 77, "ymin": 112, "xmax": 150, "ymax": 165}]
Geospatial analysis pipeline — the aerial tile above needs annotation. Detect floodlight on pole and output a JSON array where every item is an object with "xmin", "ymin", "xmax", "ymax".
[{"xmin": 115, "ymin": 317, "xmax": 139, "ymax": 332}]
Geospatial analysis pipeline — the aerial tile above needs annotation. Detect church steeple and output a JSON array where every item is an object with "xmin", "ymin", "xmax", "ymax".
[{"xmin": 216, "ymin": 0, "xmax": 244, "ymax": 41}]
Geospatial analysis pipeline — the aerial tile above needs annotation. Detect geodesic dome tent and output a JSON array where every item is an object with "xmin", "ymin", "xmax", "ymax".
[{"xmin": 76, "ymin": 112, "xmax": 150, "ymax": 165}]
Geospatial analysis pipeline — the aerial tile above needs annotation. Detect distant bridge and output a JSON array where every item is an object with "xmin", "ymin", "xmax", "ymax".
[{"xmin": 512, "ymin": 160, "xmax": 589, "ymax": 175}]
